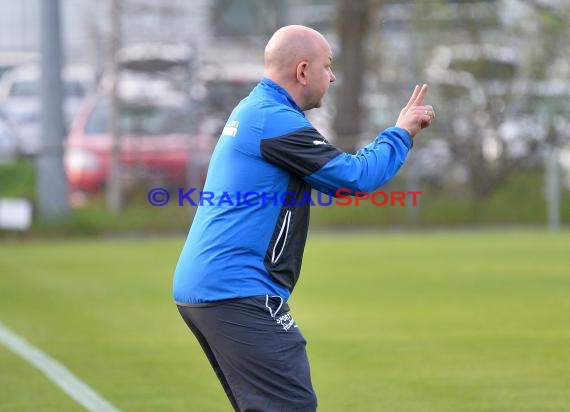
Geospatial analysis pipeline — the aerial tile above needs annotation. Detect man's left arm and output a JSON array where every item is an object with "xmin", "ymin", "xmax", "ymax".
[{"xmin": 260, "ymin": 125, "xmax": 412, "ymax": 194}]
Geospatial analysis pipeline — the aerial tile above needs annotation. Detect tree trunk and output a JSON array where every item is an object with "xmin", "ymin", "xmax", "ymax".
[{"xmin": 334, "ymin": 0, "xmax": 376, "ymax": 153}]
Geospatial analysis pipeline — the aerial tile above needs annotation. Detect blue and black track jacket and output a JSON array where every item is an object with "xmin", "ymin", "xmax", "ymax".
[{"xmin": 173, "ymin": 78, "xmax": 412, "ymax": 304}]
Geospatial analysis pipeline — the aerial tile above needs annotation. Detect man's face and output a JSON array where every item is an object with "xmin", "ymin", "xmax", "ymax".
[{"xmin": 305, "ymin": 43, "xmax": 335, "ymax": 110}]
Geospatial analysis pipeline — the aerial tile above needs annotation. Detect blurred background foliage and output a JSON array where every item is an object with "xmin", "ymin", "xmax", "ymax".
[{"xmin": 0, "ymin": 0, "xmax": 569, "ymax": 236}]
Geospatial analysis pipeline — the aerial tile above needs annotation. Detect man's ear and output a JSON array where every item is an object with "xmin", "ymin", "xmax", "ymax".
[{"xmin": 296, "ymin": 61, "xmax": 308, "ymax": 86}]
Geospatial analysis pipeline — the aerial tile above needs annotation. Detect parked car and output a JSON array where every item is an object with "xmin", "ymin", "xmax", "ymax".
[
  {"xmin": 0, "ymin": 64, "xmax": 93, "ymax": 155},
  {"xmin": 65, "ymin": 92, "xmax": 208, "ymax": 195},
  {"xmin": 65, "ymin": 43, "xmax": 213, "ymax": 197}
]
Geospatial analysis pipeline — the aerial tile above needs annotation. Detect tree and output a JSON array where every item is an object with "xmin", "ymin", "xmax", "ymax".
[
  {"xmin": 415, "ymin": 0, "xmax": 570, "ymax": 199},
  {"xmin": 333, "ymin": 0, "xmax": 381, "ymax": 153}
]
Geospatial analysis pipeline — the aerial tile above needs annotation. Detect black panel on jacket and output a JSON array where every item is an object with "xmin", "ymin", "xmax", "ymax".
[
  {"xmin": 260, "ymin": 127, "xmax": 342, "ymax": 178},
  {"xmin": 263, "ymin": 176, "xmax": 312, "ymax": 290}
]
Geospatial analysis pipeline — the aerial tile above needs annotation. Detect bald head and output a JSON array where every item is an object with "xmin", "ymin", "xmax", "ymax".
[
  {"xmin": 263, "ymin": 25, "xmax": 335, "ymax": 110},
  {"xmin": 264, "ymin": 26, "xmax": 328, "ymax": 74}
]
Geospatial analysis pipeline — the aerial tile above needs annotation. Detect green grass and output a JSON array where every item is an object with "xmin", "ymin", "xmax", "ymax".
[
  {"xmin": 0, "ymin": 160, "xmax": 35, "ymax": 198},
  {"xmin": 29, "ymin": 195, "xmax": 194, "ymax": 236},
  {"xmin": 310, "ymin": 172, "xmax": 570, "ymax": 227},
  {"xmin": 1, "ymin": 230, "xmax": 569, "ymax": 411}
]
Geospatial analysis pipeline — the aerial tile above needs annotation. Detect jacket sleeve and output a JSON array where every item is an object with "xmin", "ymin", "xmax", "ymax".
[{"xmin": 260, "ymin": 126, "xmax": 412, "ymax": 194}]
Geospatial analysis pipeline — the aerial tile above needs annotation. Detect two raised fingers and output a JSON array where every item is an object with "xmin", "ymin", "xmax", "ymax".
[{"xmin": 404, "ymin": 84, "xmax": 429, "ymax": 111}]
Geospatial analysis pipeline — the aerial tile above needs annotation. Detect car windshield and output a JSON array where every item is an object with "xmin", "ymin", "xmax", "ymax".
[
  {"xmin": 85, "ymin": 100, "xmax": 195, "ymax": 135},
  {"xmin": 65, "ymin": 81, "xmax": 86, "ymax": 97},
  {"xmin": 200, "ymin": 80, "xmax": 256, "ymax": 116},
  {"xmin": 9, "ymin": 80, "xmax": 39, "ymax": 97},
  {"xmin": 9, "ymin": 80, "xmax": 86, "ymax": 97}
]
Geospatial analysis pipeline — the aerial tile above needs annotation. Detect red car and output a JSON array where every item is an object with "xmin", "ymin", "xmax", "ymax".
[{"xmin": 65, "ymin": 95, "xmax": 211, "ymax": 196}]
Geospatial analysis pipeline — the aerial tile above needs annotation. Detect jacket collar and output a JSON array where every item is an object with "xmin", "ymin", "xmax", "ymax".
[{"xmin": 259, "ymin": 77, "xmax": 305, "ymax": 114}]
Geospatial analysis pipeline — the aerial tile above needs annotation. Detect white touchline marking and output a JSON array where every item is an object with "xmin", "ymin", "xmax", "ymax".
[{"xmin": 0, "ymin": 322, "xmax": 120, "ymax": 412}]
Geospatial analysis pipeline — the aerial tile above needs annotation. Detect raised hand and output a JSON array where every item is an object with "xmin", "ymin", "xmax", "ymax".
[{"xmin": 395, "ymin": 84, "xmax": 435, "ymax": 138}]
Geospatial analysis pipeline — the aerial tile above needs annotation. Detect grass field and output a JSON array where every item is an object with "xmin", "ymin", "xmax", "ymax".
[{"xmin": 1, "ymin": 230, "xmax": 569, "ymax": 411}]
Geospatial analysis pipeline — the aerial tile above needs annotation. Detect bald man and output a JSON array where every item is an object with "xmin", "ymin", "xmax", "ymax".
[{"xmin": 174, "ymin": 25, "xmax": 434, "ymax": 411}]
